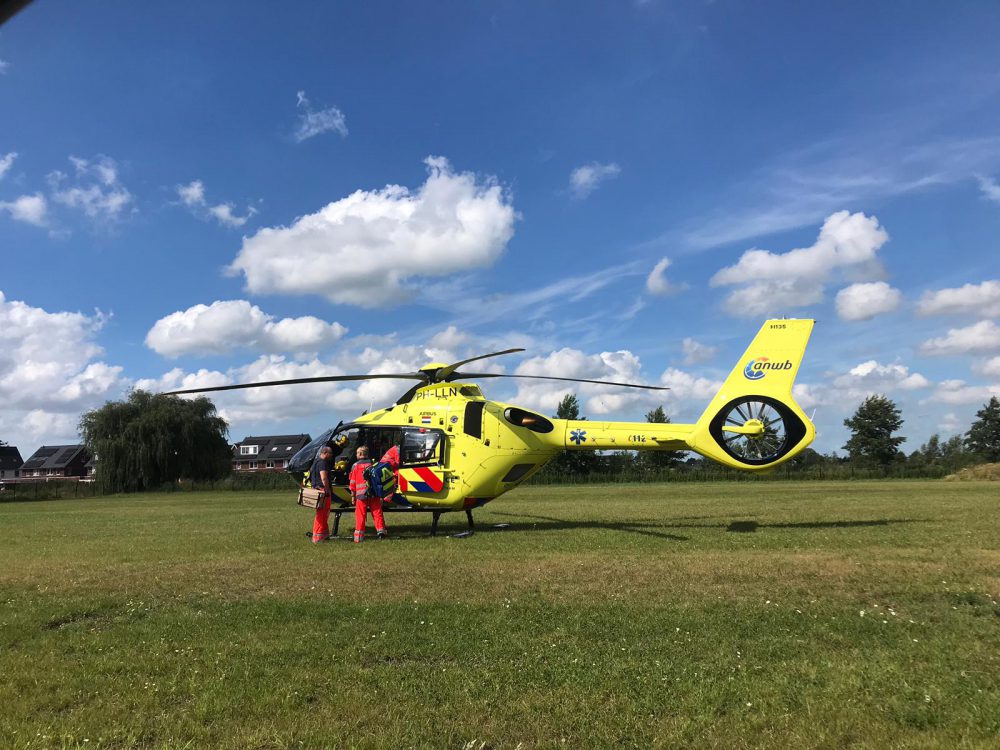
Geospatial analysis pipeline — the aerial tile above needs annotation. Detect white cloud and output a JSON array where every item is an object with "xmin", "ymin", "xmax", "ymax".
[
  {"xmin": 710, "ymin": 211, "xmax": 889, "ymax": 317},
  {"xmin": 511, "ymin": 347, "xmax": 660, "ymax": 416},
  {"xmin": 507, "ymin": 348, "xmax": 723, "ymax": 420},
  {"xmin": 294, "ymin": 91, "xmax": 348, "ymax": 142},
  {"xmin": 712, "ymin": 210, "xmax": 887, "ymax": 284},
  {"xmin": 681, "ymin": 337, "xmax": 717, "ymax": 365},
  {"xmin": 49, "ymin": 155, "xmax": 134, "ymax": 223},
  {"xmin": 833, "ymin": 360, "xmax": 930, "ymax": 393},
  {"xmin": 917, "ymin": 280, "xmax": 1000, "ymax": 318},
  {"xmin": 428, "ymin": 326, "xmax": 469, "ymax": 351},
  {"xmin": 975, "ymin": 356, "xmax": 1000, "ymax": 378},
  {"xmin": 0, "ymin": 193, "xmax": 47, "ymax": 226},
  {"xmin": 0, "ymin": 151, "xmax": 16, "ymax": 179},
  {"xmin": 176, "ymin": 179, "xmax": 255, "ymax": 228},
  {"xmin": 791, "ymin": 383, "xmax": 822, "ymax": 411},
  {"xmin": 788, "ymin": 360, "xmax": 930, "ymax": 410},
  {"xmin": 937, "ymin": 412, "xmax": 963, "ymax": 434},
  {"xmin": 919, "ymin": 320, "xmax": 1000, "ymax": 356},
  {"xmin": 569, "ymin": 162, "xmax": 621, "ymax": 199},
  {"xmin": 0, "ymin": 60, "xmax": 9, "ymax": 74},
  {"xmin": 0, "ymin": 291, "xmax": 126, "ymax": 449},
  {"xmin": 977, "ymin": 174, "xmax": 1000, "ymax": 205},
  {"xmin": 726, "ymin": 278, "xmax": 826, "ymax": 317},
  {"xmin": 228, "ymin": 156, "xmax": 516, "ymax": 308},
  {"xmin": 835, "ymin": 281, "xmax": 901, "ymax": 321},
  {"xmin": 145, "ymin": 300, "xmax": 347, "ymax": 358},
  {"xmin": 208, "ymin": 203, "xmax": 254, "ymax": 227},
  {"xmin": 658, "ymin": 367, "xmax": 722, "ymax": 402},
  {"xmin": 177, "ymin": 180, "xmax": 205, "ymax": 206},
  {"xmin": 135, "ymin": 338, "xmax": 473, "ymax": 427},
  {"xmin": 134, "ymin": 367, "xmax": 233, "ymax": 395},
  {"xmin": 928, "ymin": 379, "xmax": 1000, "ymax": 405},
  {"xmin": 646, "ymin": 257, "xmax": 683, "ymax": 296}
]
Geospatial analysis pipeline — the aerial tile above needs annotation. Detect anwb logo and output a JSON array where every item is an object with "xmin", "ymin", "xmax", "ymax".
[{"xmin": 744, "ymin": 357, "xmax": 793, "ymax": 380}]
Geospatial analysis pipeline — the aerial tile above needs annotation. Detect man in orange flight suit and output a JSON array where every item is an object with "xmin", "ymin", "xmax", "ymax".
[
  {"xmin": 349, "ymin": 446, "xmax": 387, "ymax": 542},
  {"xmin": 379, "ymin": 444, "xmax": 401, "ymax": 506},
  {"xmin": 309, "ymin": 446, "xmax": 334, "ymax": 543},
  {"xmin": 380, "ymin": 445, "xmax": 400, "ymax": 473}
]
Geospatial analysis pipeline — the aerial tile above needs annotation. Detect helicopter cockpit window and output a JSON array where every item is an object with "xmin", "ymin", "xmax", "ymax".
[
  {"xmin": 287, "ymin": 428, "xmax": 335, "ymax": 475},
  {"xmin": 401, "ymin": 428, "xmax": 444, "ymax": 466}
]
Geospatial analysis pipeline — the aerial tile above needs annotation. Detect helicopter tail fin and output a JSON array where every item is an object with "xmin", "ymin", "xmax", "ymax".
[{"xmin": 687, "ymin": 319, "xmax": 816, "ymax": 470}]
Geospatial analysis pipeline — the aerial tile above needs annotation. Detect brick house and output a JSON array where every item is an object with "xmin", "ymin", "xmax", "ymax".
[
  {"xmin": 232, "ymin": 434, "xmax": 311, "ymax": 472},
  {"xmin": 20, "ymin": 445, "xmax": 91, "ymax": 479},
  {"xmin": 0, "ymin": 445, "xmax": 23, "ymax": 480}
]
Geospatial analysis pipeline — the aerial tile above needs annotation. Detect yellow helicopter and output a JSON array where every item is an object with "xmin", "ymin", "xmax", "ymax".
[{"xmin": 166, "ymin": 318, "xmax": 815, "ymax": 532}]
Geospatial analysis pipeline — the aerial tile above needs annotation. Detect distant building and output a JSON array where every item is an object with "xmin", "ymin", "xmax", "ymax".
[
  {"xmin": 0, "ymin": 446, "xmax": 23, "ymax": 480},
  {"xmin": 232, "ymin": 434, "xmax": 311, "ymax": 472},
  {"xmin": 20, "ymin": 445, "xmax": 91, "ymax": 479}
]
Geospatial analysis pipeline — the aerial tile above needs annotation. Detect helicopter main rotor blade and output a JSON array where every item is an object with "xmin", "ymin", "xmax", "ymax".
[
  {"xmin": 434, "ymin": 348, "xmax": 525, "ymax": 382},
  {"xmin": 0, "ymin": 0, "xmax": 33, "ymax": 27},
  {"xmin": 161, "ymin": 372, "xmax": 425, "ymax": 396},
  {"xmin": 454, "ymin": 373, "xmax": 670, "ymax": 391}
]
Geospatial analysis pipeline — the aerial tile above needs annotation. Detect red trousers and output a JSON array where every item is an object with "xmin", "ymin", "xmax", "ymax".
[
  {"xmin": 312, "ymin": 494, "xmax": 331, "ymax": 543},
  {"xmin": 354, "ymin": 496, "xmax": 386, "ymax": 541}
]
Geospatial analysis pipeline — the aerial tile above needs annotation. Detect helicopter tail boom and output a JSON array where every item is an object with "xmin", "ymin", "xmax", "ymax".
[{"xmin": 686, "ymin": 318, "xmax": 815, "ymax": 469}]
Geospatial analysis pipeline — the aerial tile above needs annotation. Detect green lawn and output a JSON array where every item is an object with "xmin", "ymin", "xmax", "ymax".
[{"xmin": 1, "ymin": 481, "xmax": 998, "ymax": 749}]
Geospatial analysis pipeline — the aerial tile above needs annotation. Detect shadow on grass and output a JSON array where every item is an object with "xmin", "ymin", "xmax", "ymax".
[
  {"xmin": 489, "ymin": 511, "xmax": 928, "ymax": 540},
  {"xmin": 316, "ymin": 513, "xmax": 929, "ymax": 543},
  {"xmin": 725, "ymin": 519, "xmax": 924, "ymax": 533}
]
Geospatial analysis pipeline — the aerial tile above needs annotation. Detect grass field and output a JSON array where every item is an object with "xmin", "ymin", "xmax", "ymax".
[{"xmin": 1, "ymin": 481, "xmax": 998, "ymax": 749}]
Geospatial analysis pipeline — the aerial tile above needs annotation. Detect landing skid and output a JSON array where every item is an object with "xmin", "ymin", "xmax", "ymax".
[{"xmin": 328, "ymin": 506, "xmax": 477, "ymax": 538}]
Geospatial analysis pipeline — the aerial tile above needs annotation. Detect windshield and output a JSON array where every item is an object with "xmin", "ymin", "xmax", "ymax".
[{"xmin": 287, "ymin": 428, "xmax": 335, "ymax": 475}]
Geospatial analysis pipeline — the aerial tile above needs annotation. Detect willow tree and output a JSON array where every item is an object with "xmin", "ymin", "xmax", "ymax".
[{"xmin": 80, "ymin": 390, "xmax": 231, "ymax": 493}]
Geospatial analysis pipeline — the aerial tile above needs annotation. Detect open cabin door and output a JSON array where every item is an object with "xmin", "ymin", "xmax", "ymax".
[
  {"xmin": 328, "ymin": 425, "xmax": 448, "ymax": 497},
  {"xmin": 397, "ymin": 427, "xmax": 448, "ymax": 495}
]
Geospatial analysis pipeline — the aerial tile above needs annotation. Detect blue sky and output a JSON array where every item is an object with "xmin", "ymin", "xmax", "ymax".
[{"xmin": 2, "ymin": 1, "xmax": 999, "ymax": 457}]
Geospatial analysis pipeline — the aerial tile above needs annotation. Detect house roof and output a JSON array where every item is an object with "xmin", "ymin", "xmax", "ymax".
[
  {"xmin": 22, "ymin": 445, "xmax": 89, "ymax": 471},
  {"xmin": 0, "ymin": 446, "xmax": 23, "ymax": 471},
  {"xmin": 232, "ymin": 434, "xmax": 311, "ymax": 459}
]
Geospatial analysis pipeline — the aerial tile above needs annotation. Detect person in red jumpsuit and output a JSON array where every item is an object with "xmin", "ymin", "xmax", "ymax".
[
  {"xmin": 378, "ymin": 444, "xmax": 402, "ymax": 506},
  {"xmin": 309, "ymin": 446, "xmax": 334, "ymax": 543},
  {"xmin": 380, "ymin": 444, "xmax": 400, "ymax": 470},
  {"xmin": 349, "ymin": 446, "xmax": 387, "ymax": 542}
]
